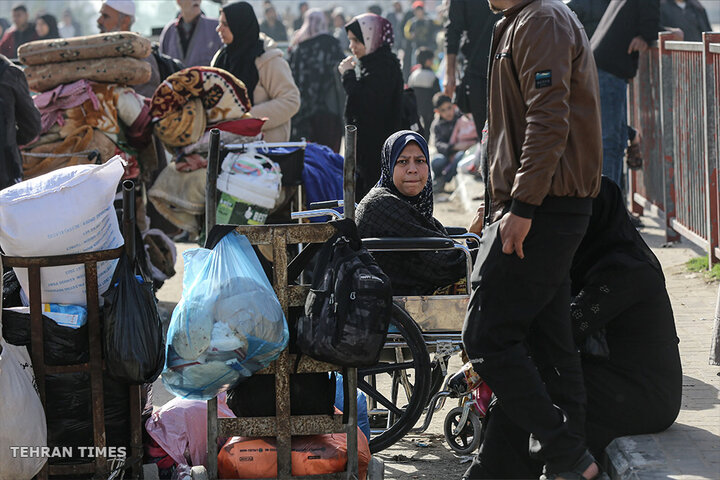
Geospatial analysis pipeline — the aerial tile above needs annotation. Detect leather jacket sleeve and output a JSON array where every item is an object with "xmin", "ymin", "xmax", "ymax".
[{"xmin": 509, "ymin": 16, "xmax": 574, "ymax": 217}]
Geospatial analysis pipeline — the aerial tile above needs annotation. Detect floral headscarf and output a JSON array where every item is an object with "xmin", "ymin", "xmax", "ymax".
[
  {"xmin": 378, "ymin": 130, "xmax": 434, "ymax": 220},
  {"xmin": 345, "ymin": 13, "xmax": 394, "ymax": 55},
  {"xmin": 290, "ymin": 8, "xmax": 328, "ymax": 48}
]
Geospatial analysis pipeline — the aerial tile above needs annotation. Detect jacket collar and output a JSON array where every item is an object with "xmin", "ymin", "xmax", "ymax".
[{"xmin": 502, "ymin": 0, "xmax": 537, "ymax": 18}]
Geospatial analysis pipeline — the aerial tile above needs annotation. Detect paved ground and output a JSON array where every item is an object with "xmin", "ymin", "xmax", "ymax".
[{"xmin": 152, "ymin": 171, "xmax": 720, "ymax": 479}]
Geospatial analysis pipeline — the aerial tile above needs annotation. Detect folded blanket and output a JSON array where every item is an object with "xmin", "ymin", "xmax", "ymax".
[
  {"xmin": 18, "ymin": 32, "xmax": 151, "ymax": 66},
  {"xmin": 33, "ymin": 79, "xmax": 99, "ymax": 134},
  {"xmin": 25, "ymin": 57, "xmax": 151, "ymax": 92},
  {"xmin": 22, "ymin": 126, "xmax": 117, "ymax": 179},
  {"xmin": 147, "ymin": 163, "xmax": 206, "ymax": 235},
  {"xmin": 59, "ymin": 83, "xmax": 147, "ymax": 140},
  {"xmin": 151, "ymin": 67, "xmax": 258, "ymax": 149},
  {"xmin": 154, "ymin": 97, "xmax": 206, "ymax": 148}
]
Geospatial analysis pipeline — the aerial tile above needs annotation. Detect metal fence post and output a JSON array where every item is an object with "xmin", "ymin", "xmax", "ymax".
[
  {"xmin": 659, "ymin": 31, "xmax": 682, "ymax": 243},
  {"xmin": 703, "ymin": 32, "xmax": 720, "ymax": 264}
]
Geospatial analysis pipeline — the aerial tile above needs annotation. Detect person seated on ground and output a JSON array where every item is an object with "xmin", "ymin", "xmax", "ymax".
[
  {"xmin": 430, "ymin": 93, "xmax": 474, "ymax": 192},
  {"xmin": 463, "ymin": 177, "xmax": 682, "ymax": 479},
  {"xmin": 356, "ymin": 130, "xmax": 481, "ymax": 296}
]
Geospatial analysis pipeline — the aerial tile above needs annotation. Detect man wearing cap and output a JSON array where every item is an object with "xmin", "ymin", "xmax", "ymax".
[
  {"xmin": 404, "ymin": 1, "xmax": 438, "ymax": 59},
  {"xmin": 461, "ymin": 0, "xmax": 604, "ymax": 479},
  {"xmin": 97, "ymin": 0, "xmax": 161, "ymax": 98},
  {"xmin": 159, "ymin": 0, "xmax": 221, "ymax": 68}
]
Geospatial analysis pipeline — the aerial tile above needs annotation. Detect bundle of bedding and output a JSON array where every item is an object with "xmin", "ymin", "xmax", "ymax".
[{"xmin": 18, "ymin": 33, "xmax": 155, "ymax": 180}]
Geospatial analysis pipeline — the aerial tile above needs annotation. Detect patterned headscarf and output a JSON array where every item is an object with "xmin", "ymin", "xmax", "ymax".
[
  {"xmin": 290, "ymin": 8, "xmax": 328, "ymax": 48},
  {"xmin": 345, "ymin": 13, "xmax": 394, "ymax": 55},
  {"xmin": 378, "ymin": 130, "xmax": 433, "ymax": 220}
]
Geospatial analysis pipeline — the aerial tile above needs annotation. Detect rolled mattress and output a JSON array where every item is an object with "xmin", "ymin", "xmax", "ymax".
[
  {"xmin": 18, "ymin": 32, "xmax": 151, "ymax": 66},
  {"xmin": 25, "ymin": 57, "xmax": 152, "ymax": 92}
]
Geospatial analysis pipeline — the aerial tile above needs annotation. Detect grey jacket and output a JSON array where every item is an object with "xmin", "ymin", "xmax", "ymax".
[
  {"xmin": 1, "ymin": 55, "xmax": 40, "ymax": 188},
  {"xmin": 159, "ymin": 15, "xmax": 222, "ymax": 68}
]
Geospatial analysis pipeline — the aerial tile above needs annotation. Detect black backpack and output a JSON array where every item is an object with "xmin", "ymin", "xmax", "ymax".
[
  {"xmin": 151, "ymin": 43, "xmax": 184, "ymax": 81},
  {"xmin": 297, "ymin": 219, "xmax": 392, "ymax": 367}
]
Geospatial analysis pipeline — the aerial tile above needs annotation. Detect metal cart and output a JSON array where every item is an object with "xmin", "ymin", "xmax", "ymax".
[
  {"xmin": 1, "ymin": 181, "xmax": 144, "ymax": 480},
  {"xmin": 190, "ymin": 127, "xmax": 361, "ymax": 480}
]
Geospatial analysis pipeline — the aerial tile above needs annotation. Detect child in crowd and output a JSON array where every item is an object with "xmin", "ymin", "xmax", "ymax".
[
  {"xmin": 430, "ymin": 93, "xmax": 474, "ymax": 192},
  {"xmin": 408, "ymin": 47, "xmax": 440, "ymax": 134}
]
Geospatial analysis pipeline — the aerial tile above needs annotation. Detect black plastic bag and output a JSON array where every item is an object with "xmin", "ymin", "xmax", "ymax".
[
  {"xmin": 45, "ymin": 372, "xmax": 130, "ymax": 465},
  {"xmin": 102, "ymin": 253, "xmax": 164, "ymax": 384},
  {"xmin": 226, "ymin": 373, "xmax": 335, "ymax": 417},
  {"xmin": 2, "ymin": 310, "xmax": 89, "ymax": 366}
]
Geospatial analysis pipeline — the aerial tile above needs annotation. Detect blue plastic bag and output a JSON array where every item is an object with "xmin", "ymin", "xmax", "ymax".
[
  {"xmin": 334, "ymin": 373, "xmax": 371, "ymax": 441},
  {"xmin": 162, "ymin": 231, "xmax": 289, "ymax": 400}
]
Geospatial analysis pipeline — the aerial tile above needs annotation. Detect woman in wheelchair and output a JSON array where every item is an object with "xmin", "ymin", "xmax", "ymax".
[{"xmin": 355, "ymin": 130, "xmax": 474, "ymax": 295}]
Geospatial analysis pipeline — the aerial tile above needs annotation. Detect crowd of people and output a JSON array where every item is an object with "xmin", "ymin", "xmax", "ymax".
[{"xmin": 1, "ymin": 0, "xmax": 716, "ymax": 478}]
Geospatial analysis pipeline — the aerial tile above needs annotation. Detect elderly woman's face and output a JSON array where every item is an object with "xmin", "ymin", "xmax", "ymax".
[
  {"xmin": 217, "ymin": 11, "xmax": 233, "ymax": 44},
  {"xmin": 393, "ymin": 142, "xmax": 428, "ymax": 197}
]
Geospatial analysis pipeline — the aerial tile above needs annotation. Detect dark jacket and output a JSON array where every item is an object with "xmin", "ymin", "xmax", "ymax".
[
  {"xmin": 356, "ymin": 186, "xmax": 466, "ymax": 296},
  {"xmin": 0, "ymin": 25, "xmax": 37, "ymax": 59},
  {"xmin": 431, "ymin": 111, "xmax": 462, "ymax": 157},
  {"xmin": 591, "ymin": 0, "xmax": 660, "ymax": 80},
  {"xmin": 343, "ymin": 45, "xmax": 404, "ymax": 199},
  {"xmin": 566, "ymin": 0, "xmax": 611, "ymax": 39},
  {"xmin": 0, "ymin": 55, "xmax": 41, "ymax": 189},
  {"xmin": 289, "ymin": 34, "xmax": 345, "ymax": 128},
  {"xmin": 444, "ymin": 0, "xmax": 500, "ymax": 79},
  {"xmin": 487, "ymin": 0, "xmax": 602, "ymax": 220},
  {"xmin": 259, "ymin": 20, "xmax": 288, "ymax": 42},
  {"xmin": 660, "ymin": 0, "xmax": 711, "ymax": 42}
]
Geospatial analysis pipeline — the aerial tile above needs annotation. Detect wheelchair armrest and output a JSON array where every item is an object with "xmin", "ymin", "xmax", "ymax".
[
  {"xmin": 362, "ymin": 237, "xmax": 456, "ymax": 251},
  {"xmin": 445, "ymin": 226, "xmax": 468, "ymax": 236}
]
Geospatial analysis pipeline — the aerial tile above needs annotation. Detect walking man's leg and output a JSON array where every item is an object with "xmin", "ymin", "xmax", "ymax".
[
  {"xmin": 598, "ymin": 69, "xmax": 628, "ymax": 188},
  {"xmin": 463, "ymin": 212, "xmax": 593, "ymax": 476}
]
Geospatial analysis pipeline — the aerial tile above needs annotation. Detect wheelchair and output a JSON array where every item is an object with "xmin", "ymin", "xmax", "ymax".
[{"xmin": 292, "ymin": 200, "xmax": 480, "ymax": 453}]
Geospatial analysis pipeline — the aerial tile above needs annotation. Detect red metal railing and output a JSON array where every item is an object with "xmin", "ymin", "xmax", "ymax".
[{"xmin": 629, "ymin": 31, "xmax": 720, "ymax": 264}]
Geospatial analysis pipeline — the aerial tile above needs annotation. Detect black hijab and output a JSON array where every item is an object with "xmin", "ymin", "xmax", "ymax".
[
  {"xmin": 213, "ymin": 1, "xmax": 265, "ymax": 104},
  {"xmin": 38, "ymin": 14, "xmax": 59, "ymax": 40},
  {"xmin": 571, "ymin": 177, "xmax": 664, "ymax": 290}
]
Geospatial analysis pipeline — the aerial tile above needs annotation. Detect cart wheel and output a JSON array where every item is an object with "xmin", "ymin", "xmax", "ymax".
[
  {"xmin": 444, "ymin": 406, "xmax": 482, "ymax": 455},
  {"xmin": 190, "ymin": 465, "xmax": 209, "ymax": 480},
  {"xmin": 359, "ymin": 304, "xmax": 431, "ymax": 453}
]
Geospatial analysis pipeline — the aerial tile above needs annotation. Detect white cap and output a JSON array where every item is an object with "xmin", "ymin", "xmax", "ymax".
[{"xmin": 102, "ymin": 0, "xmax": 136, "ymax": 17}]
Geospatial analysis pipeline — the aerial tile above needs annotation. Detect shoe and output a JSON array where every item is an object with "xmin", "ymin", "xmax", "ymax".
[{"xmin": 539, "ymin": 450, "xmax": 608, "ymax": 480}]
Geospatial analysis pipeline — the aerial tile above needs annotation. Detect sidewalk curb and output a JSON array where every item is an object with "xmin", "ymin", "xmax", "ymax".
[{"xmin": 603, "ymin": 436, "xmax": 674, "ymax": 480}]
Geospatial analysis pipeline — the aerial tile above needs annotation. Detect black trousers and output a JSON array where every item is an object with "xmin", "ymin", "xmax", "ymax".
[
  {"xmin": 466, "ymin": 74, "xmax": 488, "ymax": 139},
  {"xmin": 462, "ymin": 211, "xmax": 590, "ymax": 475}
]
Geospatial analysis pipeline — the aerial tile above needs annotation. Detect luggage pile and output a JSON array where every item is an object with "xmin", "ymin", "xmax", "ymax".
[
  {"xmin": 147, "ymin": 66, "xmax": 270, "ymax": 236},
  {"xmin": 0, "ymin": 159, "xmax": 165, "ymax": 473},
  {"xmin": 17, "ymin": 32, "xmax": 154, "ymax": 181}
]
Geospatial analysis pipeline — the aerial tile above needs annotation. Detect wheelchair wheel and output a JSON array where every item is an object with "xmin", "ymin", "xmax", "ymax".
[
  {"xmin": 444, "ymin": 406, "xmax": 482, "ymax": 455},
  {"xmin": 359, "ymin": 304, "xmax": 431, "ymax": 453}
]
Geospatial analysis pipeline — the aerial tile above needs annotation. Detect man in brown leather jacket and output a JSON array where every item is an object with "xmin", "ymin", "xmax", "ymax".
[{"xmin": 462, "ymin": 0, "xmax": 603, "ymax": 479}]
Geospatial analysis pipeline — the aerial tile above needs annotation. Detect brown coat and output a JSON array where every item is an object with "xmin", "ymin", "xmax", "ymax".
[{"xmin": 487, "ymin": 0, "xmax": 602, "ymax": 219}]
